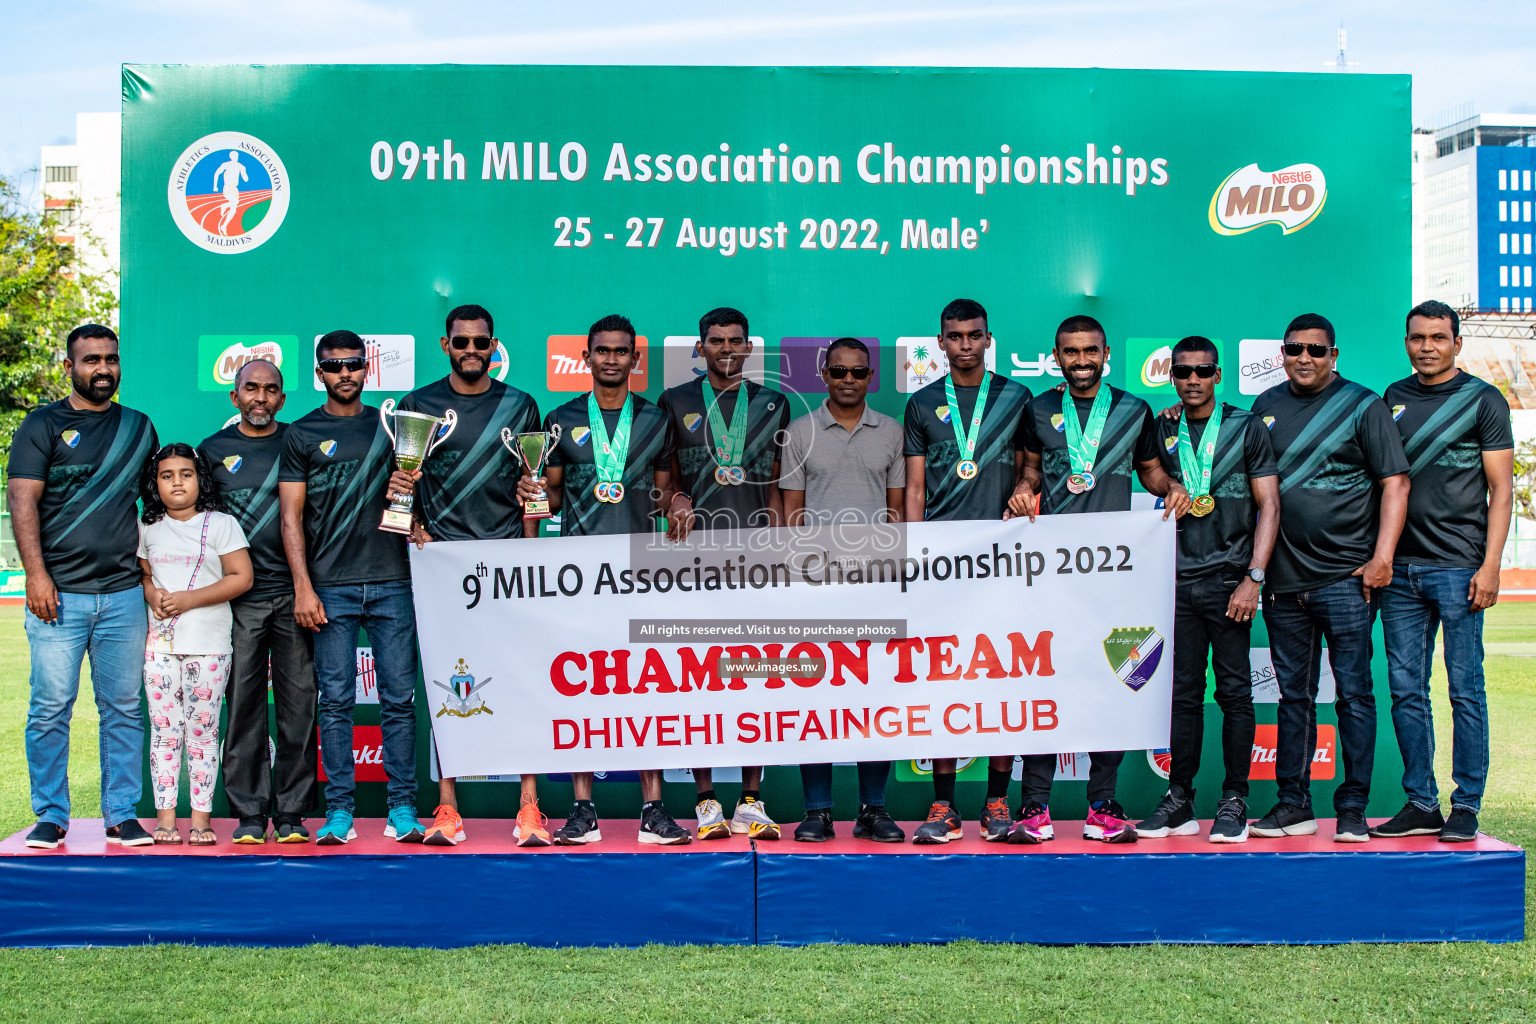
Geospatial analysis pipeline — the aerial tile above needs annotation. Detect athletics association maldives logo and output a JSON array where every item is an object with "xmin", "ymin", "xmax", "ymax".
[
  {"xmin": 432, "ymin": 658, "xmax": 494, "ymax": 719},
  {"xmin": 1103, "ymin": 626, "xmax": 1164, "ymax": 692},
  {"xmin": 1209, "ymin": 162, "xmax": 1327, "ymax": 236},
  {"xmin": 167, "ymin": 132, "xmax": 289, "ymax": 253}
]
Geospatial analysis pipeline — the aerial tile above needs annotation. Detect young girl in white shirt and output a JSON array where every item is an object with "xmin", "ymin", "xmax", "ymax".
[{"xmin": 138, "ymin": 444, "xmax": 253, "ymax": 845}]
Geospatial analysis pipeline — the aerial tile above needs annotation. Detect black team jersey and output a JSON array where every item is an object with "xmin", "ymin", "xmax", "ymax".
[
  {"xmin": 7, "ymin": 400, "xmax": 158, "ymax": 594},
  {"xmin": 1384, "ymin": 369, "xmax": 1513, "ymax": 567},
  {"xmin": 398, "ymin": 376, "xmax": 542, "ymax": 542},
  {"xmin": 546, "ymin": 393, "xmax": 674, "ymax": 537},
  {"xmin": 1250, "ymin": 375, "xmax": 1409, "ymax": 593},
  {"xmin": 199, "ymin": 423, "xmax": 291, "ymax": 600},
  {"xmin": 902, "ymin": 372, "xmax": 1033, "ymax": 521},
  {"xmin": 658, "ymin": 377, "xmax": 790, "ymax": 530},
  {"xmin": 1020, "ymin": 384, "xmax": 1159, "ymax": 515},
  {"xmin": 278, "ymin": 405, "xmax": 408, "ymax": 587}
]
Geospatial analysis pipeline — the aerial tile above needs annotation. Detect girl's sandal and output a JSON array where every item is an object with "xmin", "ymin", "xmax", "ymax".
[
  {"xmin": 153, "ymin": 826, "xmax": 182, "ymax": 845},
  {"xmin": 188, "ymin": 828, "xmax": 217, "ymax": 847}
]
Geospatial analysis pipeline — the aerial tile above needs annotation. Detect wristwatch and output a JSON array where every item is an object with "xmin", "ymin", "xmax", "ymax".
[{"xmin": 1247, "ymin": 567, "xmax": 1266, "ymax": 585}]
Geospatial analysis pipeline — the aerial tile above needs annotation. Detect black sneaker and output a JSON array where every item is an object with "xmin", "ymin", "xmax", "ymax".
[
  {"xmin": 1208, "ymin": 797, "xmax": 1248, "ymax": 844},
  {"xmin": 105, "ymin": 819, "xmax": 154, "ymax": 847},
  {"xmin": 1249, "ymin": 803, "xmax": 1317, "ymax": 838},
  {"xmin": 980, "ymin": 797, "xmax": 1014, "ymax": 842},
  {"xmin": 1369, "ymin": 802, "xmax": 1445, "ymax": 838},
  {"xmin": 1334, "ymin": 808, "xmax": 1370, "ymax": 843},
  {"xmin": 232, "ymin": 816, "xmax": 268, "ymax": 844},
  {"xmin": 853, "ymin": 805, "xmax": 905, "ymax": 843},
  {"xmin": 794, "ymin": 809, "xmax": 834, "ymax": 842},
  {"xmin": 637, "ymin": 804, "xmax": 692, "ymax": 846},
  {"xmin": 1439, "ymin": 808, "xmax": 1479, "ymax": 843},
  {"xmin": 274, "ymin": 815, "xmax": 310, "ymax": 844},
  {"xmin": 552, "ymin": 803, "xmax": 603, "ymax": 845},
  {"xmin": 1136, "ymin": 791, "xmax": 1198, "ymax": 838},
  {"xmin": 912, "ymin": 801, "xmax": 963, "ymax": 845},
  {"xmin": 24, "ymin": 821, "xmax": 65, "ymax": 849}
]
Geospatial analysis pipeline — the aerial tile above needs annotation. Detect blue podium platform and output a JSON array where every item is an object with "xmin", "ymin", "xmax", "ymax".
[{"xmin": 0, "ymin": 817, "xmax": 1523, "ymax": 947}]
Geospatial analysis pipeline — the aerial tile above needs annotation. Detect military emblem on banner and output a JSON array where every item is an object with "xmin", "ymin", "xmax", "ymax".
[
  {"xmin": 432, "ymin": 658, "xmax": 495, "ymax": 718},
  {"xmin": 1103, "ymin": 626, "xmax": 1164, "ymax": 692}
]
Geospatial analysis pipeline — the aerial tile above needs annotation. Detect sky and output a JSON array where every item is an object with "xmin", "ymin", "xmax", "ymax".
[{"xmin": 4, "ymin": 0, "xmax": 1534, "ymax": 194}]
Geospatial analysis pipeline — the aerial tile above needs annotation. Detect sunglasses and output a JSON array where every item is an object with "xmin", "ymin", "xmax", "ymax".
[
  {"xmin": 450, "ymin": 335, "xmax": 493, "ymax": 352},
  {"xmin": 1283, "ymin": 342, "xmax": 1333, "ymax": 358},
  {"xmin": 823, "ymin": 365, "xmax": 872, "ymax": 380},
  {"xmin": 1170, "ymin": 363, "xmax": 1217, "ymax": 380},
  {"xmin": 318, "ymin": 357, "xmax": 367, "ymax": 373}
]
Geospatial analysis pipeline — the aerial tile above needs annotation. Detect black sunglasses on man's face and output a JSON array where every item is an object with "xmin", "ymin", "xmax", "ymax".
[
  {"xmin": 1282, "ymin": 342, "xmax": 1332, "ymax": 358},
  {"xmin": 1170, "ymin": 363, "xmax": 1217, "ymax": 380},
  {"xmin": 318, "ymin": 357, "xmax": 367, "ymax": 373},
  {"xmin": 824, "ymin": 365, "xmax": 871, "ymax": 380},
  {"xmin": 450, "ymin": 335, "xmax": 493, "ymax": 351}
]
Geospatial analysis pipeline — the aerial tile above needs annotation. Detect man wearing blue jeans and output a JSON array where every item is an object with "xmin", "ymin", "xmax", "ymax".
[
  {"xmin": 279, "ymin": 330, "xmax": 423, "ymax": 844},
  {"xmin": 7, "ymin": 324, "xmax": 158, "ymax": 849},
  {"xmin": 1249, "ymin": 313, "xmax": 1410, "ymax": 843},
  {"xmin": 1374, "ymin": 301, "xmax": 1512, "ymax": 843}
]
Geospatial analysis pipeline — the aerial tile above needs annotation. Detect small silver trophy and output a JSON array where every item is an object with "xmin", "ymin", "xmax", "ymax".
[
  {"xmin": 379, "ymin": 398, "xmax": 457, "ymax": 534},
  {"xmin": 501, "ymin": 423, "xmax": 562, "ymax": 519}
]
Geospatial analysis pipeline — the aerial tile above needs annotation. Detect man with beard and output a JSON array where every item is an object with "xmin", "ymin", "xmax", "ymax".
[
  {"xmin": 1006, "ymin": 315, "xmax": 1188, "ymax": 845},
  {"xmin": 199, "ymin": 359, "xmax": 318, "ymax": 843},
  {"xmin": 9, "ymin": 324, "xmax": 158, "ymax": 848},
  {"xmin": 279, "ymin": 330, "xmax": 425, "ymax": 845},
  {"xmin": 396, "ymin": 303, "xmax": 549, "ymax": 847}
]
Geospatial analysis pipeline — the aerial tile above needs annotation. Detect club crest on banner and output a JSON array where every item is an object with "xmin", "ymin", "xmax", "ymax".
[
  {"xmin": 433, "ymin": 658, "xmax": 494, "ymax": 718},
  {"xmin": 1103, "ymin": 626, "xmax": 1164, "ymax": 691},
  {"xmin": 167, "ymin": 131, "xmax": 289, "ymax": 253}
]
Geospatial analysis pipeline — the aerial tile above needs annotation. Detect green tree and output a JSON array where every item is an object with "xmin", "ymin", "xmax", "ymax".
[{"xmin": 0, "ymin": 172, "xmax": 118, "ymax": 465}]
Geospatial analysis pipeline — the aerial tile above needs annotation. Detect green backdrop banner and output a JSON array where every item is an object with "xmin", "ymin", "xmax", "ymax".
[{"xmin": 122, "ymin": 64, "xmax": 1410, "ymax": 820}]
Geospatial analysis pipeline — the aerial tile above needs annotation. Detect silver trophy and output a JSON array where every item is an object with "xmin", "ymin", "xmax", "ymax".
[
  {"xmin": 501, "ymin": 423, "xmax": 562, "ymax": 519},
  {"xmin": 379, "ymin": 398, "xmax": 457, "ymax": 534}
]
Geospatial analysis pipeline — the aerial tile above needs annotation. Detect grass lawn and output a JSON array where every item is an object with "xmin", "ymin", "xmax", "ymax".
[{"xmin": 0, "ymin": 603, "xmax": 1529, "ymax": 1023}]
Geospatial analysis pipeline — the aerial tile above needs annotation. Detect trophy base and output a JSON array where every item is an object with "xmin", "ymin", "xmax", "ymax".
[
  {"xmin": 522, "ymin": 499, "xmax": 552, "ymax": 519},
  {"xmin": 379, "ymin": 508, "xmax": 415, "ymax": 534}
]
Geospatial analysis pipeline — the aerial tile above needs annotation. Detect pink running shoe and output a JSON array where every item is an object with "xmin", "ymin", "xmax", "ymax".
[
  {"xmin": 1083, "ymin": 800, "xmax": 1139, "ymax": 844},
  {"xmin": 1006, "ymin": 802, "xmax": 1054, "ymax": 844}
]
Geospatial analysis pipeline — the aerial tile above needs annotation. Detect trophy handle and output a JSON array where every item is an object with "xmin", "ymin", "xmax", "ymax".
[
  {"xmin": 500, "ymin": 426, "xmax": 517, "ymax": 454},
  {"xmin": 548, "ymin": 423, "xmax": 562, "ymax": 445},
  {"xmin": 428, "ymin": 409, "xmax": 458, "ymax": 455},
  {"xmin": 379, "ymin": 398, "xmax": 397, "ymax": 446}
]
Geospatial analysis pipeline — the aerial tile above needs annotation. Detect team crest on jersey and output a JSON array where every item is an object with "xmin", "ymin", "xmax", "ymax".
[
  {"xmin": 222, "ymin": 455, "xmax": 243, "ymax": 473},
  {"xmin": 683, "ymin": 413, "xmax": 703, "ymax": 433},
  {"xmin": 1163, "ymin": 435, "xmax": 1178, "ymax": 453},
  {"xmin": 60, "ymin": 430, "xmax": 81, "ymax": 448},
  {"xmin": 319, "ymin": 440, "xmax": 337, "ymax": 457},
  {"xmin": 1392, "ymin": 404, "xmax": 1405, "ymax": 421},
  {"xmin": 572, "ymin": 427, "xmax": 592, "ymax": 447},
  {"xmin": 1050, "ymin": 413, "xmax": 1065, "ymax": 433},
  {"xmin": 1263, "ymin": 416, "xmax": 1275, "ymax": 429},
  {"xmin": 935, "ymin": 404, "xmax": 952, "ymax": 424}
]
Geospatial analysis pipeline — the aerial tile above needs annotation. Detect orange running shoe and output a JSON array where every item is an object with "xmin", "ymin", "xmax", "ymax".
[
  {"xmin": 423, "ymin": 804, "xmax": 466, "ymax": 846},
  {"xmin": 514, "ymin": 801, "xmax": 552, "ymax": 847}
]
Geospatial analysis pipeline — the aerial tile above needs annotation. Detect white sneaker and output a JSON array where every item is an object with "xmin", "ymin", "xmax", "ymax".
[
  {"xmin": 696, "ymin": 798, "xmax": 730, "ymax": 840},
  {"xmin": 730, "ymin": 797, "xmax": 780, "ymax": 840}
]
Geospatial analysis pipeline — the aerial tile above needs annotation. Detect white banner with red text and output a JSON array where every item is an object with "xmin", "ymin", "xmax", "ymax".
[{"xmin": 409, "ymin": 511, "xmax": 1176, "ymax": 777}]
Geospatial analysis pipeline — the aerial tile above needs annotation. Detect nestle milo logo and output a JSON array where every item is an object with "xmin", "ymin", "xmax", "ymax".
[{"xmin": 1209, "ymin": 163, "xmax": 1327, "ymax": 236}]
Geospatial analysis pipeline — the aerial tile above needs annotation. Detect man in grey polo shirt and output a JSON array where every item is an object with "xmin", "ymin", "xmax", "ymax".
[{"xmin": 779, "ymin": 337, "xmax": 906, "ymax": 842}]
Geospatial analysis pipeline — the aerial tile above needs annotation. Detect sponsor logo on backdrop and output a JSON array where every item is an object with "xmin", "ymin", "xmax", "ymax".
[
  {"xmin": 355, "ymin": 647, "xmax": 378, "ymax": 705},
  {"xmin": 167, "ymin": 131, "xmax": 290, "ymax": 253},
  {"xmin": 546, "ymin": 335, "xmax": 649, "ymax": 391},
  {"xmin": 661, "ymin": 335, "xmax": 766, "ymax": 388},
  {"xmin": 1250, "ymin": 723, "xmax": 1336, "ymax": 780},
  {"xmin": 198, "ymin": 335, "xmax": 293, "ymax": 391},
  {"xmin": 432, "ymin": 658, "xmax": 495, "ymax": 719},
  {"xmin": 1147, "ymin": 748, "xmax": 1172, "ymax": 779},
  {"xmin": 1250, "ymin": 647, "xmax": 1335, "ymax": 703},
  {"xmin": 311, "ymin": 335, "xmax": 415, "ymax": 393},
  {"xmin": 1238, "ymin": 339, "xmax": 1287, "ymax": 396},
  {"xmin": 1011, "ymin": 351, "xmax": 1113, "ymax": 379},
  {"xmin": 316, "ymin": 725, "xmax": 387, "ymax": 782},
  {"xmin": 1209, "ymin": 163, "xmax": 1327, "ymax": 236},
  {"xmin": 1120, "ymin": 338, "xmax": 1183, "ymax": 398},
  {"xmin": 223, "ymin": 413, "xmax": 241, "ymax": 429},
  {"xmin": 1103, "ymin": 626, "xmax": 1163, "ymax": 691},
  {"xmin": 489, "ymin": 341, "xmax": 510, "ymax": 383},
  {"xmin": 896, "ymin": 337, "xmax": 996, "ymax": 393},
  {"xmin": 779, "ymin": 337, "xmax": 882, "ymax": 394}
]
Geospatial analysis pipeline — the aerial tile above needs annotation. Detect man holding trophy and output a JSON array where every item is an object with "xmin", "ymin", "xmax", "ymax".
[
  {"xmin": 396, "ymin": 303, "xmax": 553, "ymax": 848},
  {"xmin": 278, "ymin": 330, "xmax": 428, "ymax": 845}
]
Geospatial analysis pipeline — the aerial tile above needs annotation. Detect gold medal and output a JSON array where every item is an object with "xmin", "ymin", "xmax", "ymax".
[
  {"xmin": 956, "ymin": 459, "xmax": 978, "ymax": 480},
  {"xmin": 1190, "ymin": 494, "xmax": 1215, "ymax": 517}
]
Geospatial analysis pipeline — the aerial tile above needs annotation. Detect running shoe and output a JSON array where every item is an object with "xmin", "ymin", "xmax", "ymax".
[
  {"xmin": 316, "ymin": 809, "xmax": 356, "ymax": 845},
  {"xmin": 695, "ymin": 798, "xmax": 730, "ymax": 840},
  {"xmin": 1249, "ymin": 803, "xmax": 1317, "ymax": 838},
  {"xmin": 1334, "ymin": 808, "xmax": 1370, "ymax": 843},
  {"xmin": 1368, "ymin": 802, "xmax": 1444, "ymax": 838},
  {"xmin": 853, "ymin": 804, "xmax": 905, "ymax": 843},
  {"xmin": 912, "ymin": 801, "xmax": 963, "ymax": 845},
  {"xmin": 638, "ymin": 804, "xmax": 692, "ymax": 845},
  {"xmin": 424, "ymin": 804, "xmax": 466, "ymax": 846},
  {"xmin": 1084, "ymin": 800, "xmax": 1138, "ymax": 843},
  {"xmin": 1136, "ymin": 791, "xmax": 1198, "ymax": 838},
  {"xmin": 1208, "ymin": 797, "xmax": 1249, "ymax": 844},
  {"xmin": 1007, "ymin": 802, "xmax": 1053, "ymax": 844},
  {"xmin": 514, "ymin": 801, "xmax": 551, "ymax": 848},
  {"xmin": 794, "ymin": 809, "xmax": 834, "ymax": 842},
  {"xmin": 274, "ymin": 815, "xmax": 310, "ymax": 844},
  {"xmin": 980, "ymin": 797, "xmax": 1014, "ymax": 842},
  {"xmin": 552, "ymin": 803, "xmax": 602, "ymax": 845},
  {"xmin": 730, "ymin": 797, "xmax": 780, "ymax": 840},
  {"xmin": 384, "ymin": 806, "xmax": 426, "ymax": 843},
  {"xmin": 232, "ymin": 816, "xmax": 268, "ymax": 844}
]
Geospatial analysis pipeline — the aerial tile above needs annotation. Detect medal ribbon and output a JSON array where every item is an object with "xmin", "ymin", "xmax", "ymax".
[
  {"xmin": 1177, "ymin": 405, "xmax": 1223, "ymax": 498},
  {"xmin": 701, "ymin": 380, "xmax": 751, "ymax": 468},
  {"xmin": 1061, "ymin": 386, "xmax": 1111, "ymax": 475},
  {"xmin": 943, "ymin": 373, "xmax": 991, "ymax": 466},
  {"xmin": 587, "ymin": 392, "xmax": 633, "ymax": 485}
]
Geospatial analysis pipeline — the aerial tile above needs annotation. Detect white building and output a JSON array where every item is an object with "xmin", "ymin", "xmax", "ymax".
[{"xmin": 39, "ymin": 112, "xmax": 121, "ymax": 301}]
